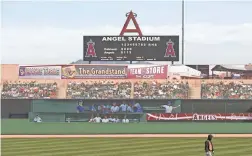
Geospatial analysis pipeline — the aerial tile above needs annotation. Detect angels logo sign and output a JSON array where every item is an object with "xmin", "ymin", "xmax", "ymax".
[
  {"xmin": 164, "ymin": 39, "xmax": 176, "ymax": 57},
  {"xmin": 85, "ymin": 39, "xmax": 97, "ymax": 57}
]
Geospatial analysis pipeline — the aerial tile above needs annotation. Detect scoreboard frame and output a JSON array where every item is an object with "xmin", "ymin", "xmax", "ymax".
[{"xmin": 83, "ymin": 36, "xmax": 179, "ymax": 62}]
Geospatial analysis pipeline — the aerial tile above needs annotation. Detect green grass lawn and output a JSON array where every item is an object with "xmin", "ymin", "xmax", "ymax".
[
  {"xmin": 2, "ymin": 119, "xmax": 252, "ymax": 134},
  {"xmin": 2, "ymin": 138, "xmax": 252, "ymax": 156}
]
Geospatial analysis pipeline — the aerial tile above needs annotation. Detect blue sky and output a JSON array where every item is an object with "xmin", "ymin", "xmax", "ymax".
[{"xmin": 1, "ymin": 1, "xmax": 252, "ymax": 64}]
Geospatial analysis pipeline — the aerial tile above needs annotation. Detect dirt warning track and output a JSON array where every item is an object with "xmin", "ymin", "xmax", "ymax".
[{"xmin": 1, "ymin": 134, "xmax": 252, "ymax": 138}]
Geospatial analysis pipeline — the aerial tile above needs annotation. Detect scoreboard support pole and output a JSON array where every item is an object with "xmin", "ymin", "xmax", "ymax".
[{"xmin": 182, "ymin": 0, "xmax": 185, "ymax": 64}]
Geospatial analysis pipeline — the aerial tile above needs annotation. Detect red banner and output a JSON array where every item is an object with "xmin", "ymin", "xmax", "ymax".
[
  {"xmin": 127, "ymin": 65, "xmax": 168, "ymax": 79},
  {"xmin": 147, "ymin": 113, "xmax": 252, "ymax": 121}
]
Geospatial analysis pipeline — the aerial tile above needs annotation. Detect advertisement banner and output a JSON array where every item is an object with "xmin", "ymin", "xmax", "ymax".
[
  {"xmin": 147, "ymin": 113, "xmax": 252, "ymax": 121},
  {"xmin": 61, "ymin": 65, "xmax": 127, "ymax": 79},
  {"xmin": 127, "ymin": 65, "xmax": 168, "ymax": 79},
  {"xmin": 19, "ymin": 66, "xmax": 61, "ymax": 79}
]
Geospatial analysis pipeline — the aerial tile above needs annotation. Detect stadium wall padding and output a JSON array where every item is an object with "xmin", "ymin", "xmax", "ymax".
[
  {"xmin": 29, "ymin": 112, "xmax": 65, "ymax": 122},
  {"xmin": 1, "ymin": 99, "xmax": 31, "ymax": 118},
  {"xmin": 32, "ymin": 100, "xmax": 77, "ymax": 113},
  {"xmin": 181, "ymin": 100, "xmax": 252, "ymax": 113},
  {"xmin": 2, "ymin": 99, "xmax": 252, "ymax": 119}
]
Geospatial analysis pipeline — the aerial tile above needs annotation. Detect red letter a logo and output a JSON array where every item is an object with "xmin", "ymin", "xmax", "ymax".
[
  {"xmin": 164, "ymin": 39, "xmax": 176, "ymax": 57},
  {"xmin": 86, "ymin": 39, "xmax": 96, "ymax": 57}
]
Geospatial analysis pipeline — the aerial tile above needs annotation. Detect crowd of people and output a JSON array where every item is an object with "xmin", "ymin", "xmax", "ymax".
[
  {"xmin": 87, "ymin": 101, "xmax": 143, "ymax": 114},
  {"xmin": 133, "ymin": 80, "xmax": 190, "ymax": 99},
  {"xmin": 89, "ymin": 115, "xmax": 130, "ymax": 123},
  {"xmin": 1, "ymin": 81, "xmax": 58, "ymax": 99},
  {"xmin": 66, "ymin": 81, "xmax": 132, "ymax": 99},
  {"xmin": 66, "ymin": 80, "xmax": 190, "ymax": 99},
  {"xmin": 74, "ymin": 101, "xmax": 142, "ymax": 123},
  {"xmin": 201, "ymin": 81, "xmax": 252, "ymax": 99},
  {"xmin": 2, "ymin": 80, "xmax": 252, "ymax": 99}
]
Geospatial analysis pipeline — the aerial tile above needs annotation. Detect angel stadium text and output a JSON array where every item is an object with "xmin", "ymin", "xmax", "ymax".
[{"xmin": 102, "ymin": 36, "xmax": 161, "ymax": 42}]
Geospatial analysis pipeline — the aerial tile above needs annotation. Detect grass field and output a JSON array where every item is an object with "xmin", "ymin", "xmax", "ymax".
[
  {"xmin": 2, "ymin": 136, "xmax": 252, "ymax": 156},
  {"xmin": 2, "ymin": 120, "xmax": 252, "ymax": 134}
]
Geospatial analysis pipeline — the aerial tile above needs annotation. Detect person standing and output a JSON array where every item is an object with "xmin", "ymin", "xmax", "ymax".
[
  {"xmin": 76, "ymin": 101, "xmax": 84, "ymax": 113},
  {"xmin": 89, "ymin": 104, "xmax": 96, "ymax": 112},
  {"xmin": 205, "ymin": 134, "xmax": 214, "ymax": 156},
  {"xmin": 134, "ymin": 102, "xmax": 143, "ymax": 113},
  {"xmin": 111, "ymin": 103, "xmax": 119, "ymax": 113},
  {"xmin": 127, "ymin": 104, "xmax": 133, "ymax": 112},
  {"xmin": 161, "ymin": 101, "xmax": 180, "ymax": 113},
  {"xmin": 120, "ymin": 102, "xmax": 127, "ymax": 112}
]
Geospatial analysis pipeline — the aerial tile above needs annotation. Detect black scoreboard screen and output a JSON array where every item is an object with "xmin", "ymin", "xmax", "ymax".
[{"xmin": 83, "ymin": 36, "xmax": 179, "ymax": 61}]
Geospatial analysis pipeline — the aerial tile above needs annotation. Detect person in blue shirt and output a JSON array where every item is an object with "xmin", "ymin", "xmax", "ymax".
[
  {"xmin": 76, "ymin": 101, "xmax": 84, "ymax": 113},
  {"xmin": 137, "ymin": 107, "xmax": 143, "ymax": 112},
  {"xmin": 134, "ymin": 102, "xmax": 143, "ymax": 113}
]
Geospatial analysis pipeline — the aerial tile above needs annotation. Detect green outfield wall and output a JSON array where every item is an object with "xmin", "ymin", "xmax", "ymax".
[
  {"xmin": 2, "ymin": 99, "xmax": 252, "ymax": 135},
  {"xmin": 1, "ymin": 119, "xmax": 252, "ymax": 134}
]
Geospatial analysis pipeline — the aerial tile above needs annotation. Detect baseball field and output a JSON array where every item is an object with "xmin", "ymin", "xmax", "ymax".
[{"xmin": 2, "ymin": 134, "xmax": 252, "ymax": 156}]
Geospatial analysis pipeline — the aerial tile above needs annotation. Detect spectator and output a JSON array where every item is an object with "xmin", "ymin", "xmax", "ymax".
[
  {"xmin": 201, "ymin": 81, "xmax": 252, "ymax": 99},
  {"xmin": 1, "ymin": 81, "xmax": 58, "ymax": 99},
  {"xmin": 66, "ymin": 81, "xmax": 132, "ymax": 99},
  {"xmin": 133, "ymin": 80, "xmax": 189, "ymax": 99}
]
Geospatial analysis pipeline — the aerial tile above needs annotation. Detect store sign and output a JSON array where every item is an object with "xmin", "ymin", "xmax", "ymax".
[{"xmin": 127, "ymin": 65, "xmax": 168, "ymax": 79}]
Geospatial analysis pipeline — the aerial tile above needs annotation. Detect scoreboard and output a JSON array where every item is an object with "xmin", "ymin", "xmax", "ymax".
[{"xmin": 83, "ymin": 36, "xmax": 179, "ymax": 61}]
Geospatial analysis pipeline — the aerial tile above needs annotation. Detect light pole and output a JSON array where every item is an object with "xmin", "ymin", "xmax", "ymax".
[{"xmin": 182, "ymin": 0, "xmax": 185, "ymax": 64}]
